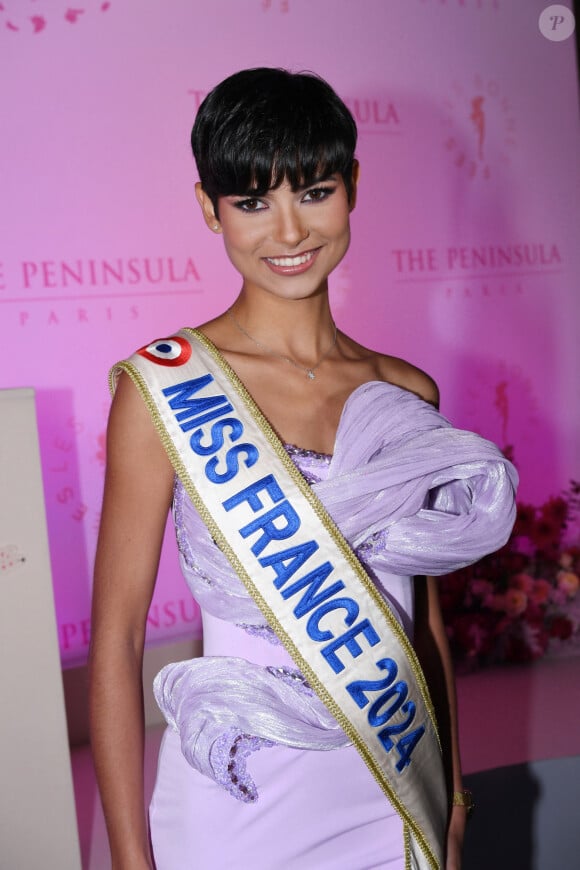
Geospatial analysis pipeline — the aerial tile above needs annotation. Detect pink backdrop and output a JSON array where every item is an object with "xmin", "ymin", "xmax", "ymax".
[{"xmin": 1, "ymin": 0, "xmax": 578, "ymax": 664}]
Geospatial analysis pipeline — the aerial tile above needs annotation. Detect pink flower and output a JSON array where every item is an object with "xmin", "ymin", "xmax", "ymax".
[
  {"xmin": 557, "ymin": 570, "xmax": 579, "ymax": 599},
  {"xmin": 529, "ymin": 579, "xmax": 552, "ymax": 605},
  {"xmin": 453, "ymin": 613, "xmax": 496, "ymax": 658},
  {"xmin": 510, "ymin": 573, "xmax": 534, "ymax": 594},
  {"xmin": 503, "ymin": 588, "xmax": 528, "ymax": 617},
  {"xmin": 550, "ymin": 587, "xmax": 568, "ymax": 607},
  {"xmin": 438, "ymin": 475, "xmax": 580, "ymax": 669}
]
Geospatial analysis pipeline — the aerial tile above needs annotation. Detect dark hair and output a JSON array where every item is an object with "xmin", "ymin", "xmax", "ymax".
[{"xmin": 191, "ymin": 68, "xmax": 357, "ymax": 212}]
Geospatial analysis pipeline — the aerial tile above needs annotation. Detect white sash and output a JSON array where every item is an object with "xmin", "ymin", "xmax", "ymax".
[{"xmin": 112, "ymin": 328, "xmax": 447, "ymax": 870}]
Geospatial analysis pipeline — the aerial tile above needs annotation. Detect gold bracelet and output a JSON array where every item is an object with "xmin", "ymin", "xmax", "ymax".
[{"xmin": 452, "ymin": 789, "xmax": 475, "ymax": 818}]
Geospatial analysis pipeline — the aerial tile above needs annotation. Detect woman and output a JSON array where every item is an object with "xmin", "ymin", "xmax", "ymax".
[{"xmin": 89, "ymin": 68, "xmax": 517, "ymax": 870}]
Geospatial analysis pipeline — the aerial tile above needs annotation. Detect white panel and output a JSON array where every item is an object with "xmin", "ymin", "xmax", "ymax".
[{"xmin": 0, "ymin": 388, "xmax": 81, "ymax": 870}]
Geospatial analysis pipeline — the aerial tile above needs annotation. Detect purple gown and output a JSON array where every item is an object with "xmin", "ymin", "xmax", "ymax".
[{"xmin": 149, "ymin": 382, "xmax": 517, "ymax": 869}]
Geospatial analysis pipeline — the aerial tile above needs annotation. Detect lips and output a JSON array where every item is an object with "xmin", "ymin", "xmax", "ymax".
[{"xmin": 263, "ymin": 247, "xmax": 321, "ymax": 275}]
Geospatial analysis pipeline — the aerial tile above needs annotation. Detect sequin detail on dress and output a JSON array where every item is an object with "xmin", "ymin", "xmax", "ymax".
[
  {"xmin": 266, "ymin": 665, "xmax": 313, "ymax": 696},
  {"xmin": 174, "ymin": 477, "xmax": 214, "ymax": 587},
  {"xmin": 356, "ymin": 528, "xmax": 390, "ymax": 561},
  {"xmin": 236, "ymin": 623, "xmax": 281, "ymax": 645},
  {"xmin": 210, "ymin": 729, "xmax": 274, "ymax": 803},
  {"xmin": 284, "ymin": 442, "xmax": 332, "ymax": 485},
  {"xmin": 153, "ymin": 656, "xmax": 350, "ymax": 803}
]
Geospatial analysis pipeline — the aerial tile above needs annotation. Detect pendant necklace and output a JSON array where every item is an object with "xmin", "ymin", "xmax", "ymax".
[{"xmin": 227, "ymin": 307, "xmax": 337, "ymax": 380}]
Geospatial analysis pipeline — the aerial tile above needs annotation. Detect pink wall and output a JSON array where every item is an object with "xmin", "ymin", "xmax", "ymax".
[{"xmin": 1, "ymin": 0, "xmax": 578, "ymax": 663}]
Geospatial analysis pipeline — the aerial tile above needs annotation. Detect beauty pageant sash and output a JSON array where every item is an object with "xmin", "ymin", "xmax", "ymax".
[{"xmin": 111, "ymin": 328, "xmax": 447, "ymax": 870}]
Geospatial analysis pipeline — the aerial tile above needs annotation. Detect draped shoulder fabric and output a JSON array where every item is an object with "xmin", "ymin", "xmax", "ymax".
[
  {"xmin": 318, "ymin": 381, "xmax": 518, "ymax": 575},
  {"xmin": 150, "ymin": 380, "xmax": 517, "ymax": 869}
]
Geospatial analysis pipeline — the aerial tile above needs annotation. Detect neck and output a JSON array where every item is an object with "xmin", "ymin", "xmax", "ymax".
[{"xmin": 231, "ymin": 289, "xmax": 336, "ymax": 359}]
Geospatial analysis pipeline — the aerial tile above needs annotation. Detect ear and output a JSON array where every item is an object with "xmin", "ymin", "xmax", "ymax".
[
  {"xmin": 195, "ymin": 182, "xmax": 222, "ymax": 233},
  {"xmin": 348, "ymin": 160, "xmax": 360, "ymax": 212}
]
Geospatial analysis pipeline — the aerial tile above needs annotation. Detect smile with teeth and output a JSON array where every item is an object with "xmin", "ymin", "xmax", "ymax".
[{"xmin": 265, "ymin": 249, "xmax": 318, "ymax": 267}]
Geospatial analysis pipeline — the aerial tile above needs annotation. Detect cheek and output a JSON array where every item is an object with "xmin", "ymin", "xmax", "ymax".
[
  {"xmin": 319, "ymin": 201, "xmax": 351, "ymax": 239},
  {"xmin": 221, "ymin": 239, "xmax": 246, "ymax": 273},
  {"xmin": 327, "ymin": 212, "xmax": 351, "ymax": 248},
  {"xmin": 220, "ymin": 217, "xmax": 263, "ymax": 254},
  {"xmin": 220, "ymin": 228, "xmax": 262, "ymax": 276}
]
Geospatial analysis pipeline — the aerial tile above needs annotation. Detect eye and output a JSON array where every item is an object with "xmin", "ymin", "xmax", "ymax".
[
  {"xmin": 302, "ymin": 185, "xmax": 336, "ymax": 203},
  {"xmin": 233, "ymin": 197, "xmax": 267, "ymax": 212}
]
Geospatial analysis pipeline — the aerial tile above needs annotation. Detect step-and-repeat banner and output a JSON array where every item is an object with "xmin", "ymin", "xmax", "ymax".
[{"xmin": 1, "ymin": 0, "xmax": 578, "ymax": 664}]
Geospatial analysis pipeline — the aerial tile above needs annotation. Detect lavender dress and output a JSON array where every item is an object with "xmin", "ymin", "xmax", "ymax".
[{"xmin": 149, "ymin": 382, "xmax": 517, "ymax": 869}]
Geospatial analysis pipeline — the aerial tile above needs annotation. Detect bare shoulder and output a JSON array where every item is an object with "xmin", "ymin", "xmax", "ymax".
[
  {"xmin": 375, "ymin": 352, "xmax": 440, "ymax": 408},
  {"xmin": 107, "ymin": 371, "xmax": 173, "ymax": 484},
  {"xmin": 92, "ymin": 372, "xmax": 174, "ymax": 636},
  {"xmin": 108, "ymin": 370, "xmax": 157, "ymax": 438},
  {"xmin": 334, "ymin": 333, "xmax": 440, "ymax": 407}
]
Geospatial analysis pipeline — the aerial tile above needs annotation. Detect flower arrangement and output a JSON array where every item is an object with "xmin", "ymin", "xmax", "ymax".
[{"xmin": 440, "ymin": 476, "xmax": 580, "ymax": 669}]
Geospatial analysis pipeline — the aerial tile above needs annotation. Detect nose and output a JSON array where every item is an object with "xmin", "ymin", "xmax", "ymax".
[{"xmin": 272, "ymin": 204, "xmax": 309, "ymax": 248}]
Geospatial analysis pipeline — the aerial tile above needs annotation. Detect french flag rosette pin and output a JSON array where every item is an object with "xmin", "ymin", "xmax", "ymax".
[{"xmin": 137, "ymin": 335, "xmax": 192, "ymax": 367}]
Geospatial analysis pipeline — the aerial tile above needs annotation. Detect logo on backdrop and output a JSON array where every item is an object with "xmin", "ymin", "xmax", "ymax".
[
  {"xmin": 441, "ymin": 75, "xmax": 516, "ymax": 180},
  {"xmin": 59, "ymin": 596, "xmax": 200, "ymax": 655},
  {"xmin": 1, "ymin": 1, "xmax": 111, "ymax": 34},
  {"xmin": 345, "ymin": 96, "xmax": 401, "ymax": 136},
  {"xmin": 0, "ymin": 254, "xmax": 202, "ymax": 327},
  {"xmin": 461, "ymin": 358, "xmax": 542, "ymax": 456},
  {"xmin": 188, "ymin": 88, "xmax": 402, "ymax": 135},
  {"xmin": 390, "ymin": 241, "xmax": 563, "ymax": 300},
  {"xmin": 260, "ymin": 0, "xmax": 290, "ymax": 11}
]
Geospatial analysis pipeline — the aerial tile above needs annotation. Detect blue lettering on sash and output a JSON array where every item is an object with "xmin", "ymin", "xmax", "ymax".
[
  {"xmin": 190, "ymin": 418, "xmax": 244, "ymax": 456},
  {"xmin": 306, "ymin": 597, "xmax": 360, "ymax": 641},
  {"xmin": 175, "ymin": 396, "xmax": 234, "ymax": 432},
  {"xmin": 161, "ymin": 373, "xmax": 424, "ymax": 773},
  {"xmin": 205, "ymin": 443, "xmax": 259, "ymax": 484},
  {"xmin": 163, "ymin": 374, "xmax": 214, "ymax": 403},
  {"xmin": 162, "ymin": 377, "xmax": 258, "ymax": 485},
  {"xmin": 321, "ymin": 619, "xmax": 381, "ymax": 673},
  {"xmin": 258, "ymin": 540, "xmax": 320, "ymax": 588},
  {"xmin": 280, "ymin": 562, "xmax": 344, "ymax": 614},
  {"xmin": 223, "ymin": 475, "xmax": 284, "ymax": 512},
  {"xmin": 345, "ymin": 658, "xmax": 426, "ymax": 771},
  {"xmin": 162, "ymin": 376, "xmax": 227, "ymax": 433},
  {"xmin": 177, "ymin": 399, "xmax": 234, "ymax": 433},
  {"xmin": 368, "ymin": 681, "xmax": 408, "ymax": 727},
  {"xmin": 238, "ymin": 500, "xmax": 301, "ymax": 555}
]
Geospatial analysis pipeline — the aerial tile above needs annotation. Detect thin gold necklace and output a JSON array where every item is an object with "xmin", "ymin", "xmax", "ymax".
[{"xmin": 227, "ymin": 307, "xmax": 338, "ymax": 380}]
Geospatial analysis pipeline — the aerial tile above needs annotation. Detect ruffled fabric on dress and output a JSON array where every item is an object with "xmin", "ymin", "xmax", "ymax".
[
  {"xmin": 317, "ymin": 382, "xmax": 519, "ymax": 575},
  {"xmin": 155, "ymin": 380, "xmax": 518, "ymax": 801},
  {"xmin": 153, "ymin": 657, "xmax": 349, "ymax": 803}
]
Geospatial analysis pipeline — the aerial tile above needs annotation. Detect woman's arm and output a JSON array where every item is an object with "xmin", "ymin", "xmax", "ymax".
[
  {"xmin": 413, "ymin": 576, "xmax": 466, "ymax": 870},
  {"xmin": 89, "ymin": 373, "xmax": 174, "ymax": 869}
]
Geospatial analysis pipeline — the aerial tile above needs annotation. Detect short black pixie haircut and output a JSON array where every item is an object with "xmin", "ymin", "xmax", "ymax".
[{"xmin": 191, "ymin": 68, "xmax": 357, "ymax": 213}]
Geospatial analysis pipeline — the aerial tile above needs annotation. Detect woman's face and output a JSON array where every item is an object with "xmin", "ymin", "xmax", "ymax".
[{"xmin": 196, "ymin": 165, "xmax": 358, "ymax": 302}]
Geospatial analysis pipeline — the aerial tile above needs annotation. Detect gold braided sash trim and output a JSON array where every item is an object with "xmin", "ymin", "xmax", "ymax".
[{"xmin": 110, "ymin": 328, "xmax": 447, "ymax": 870}]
